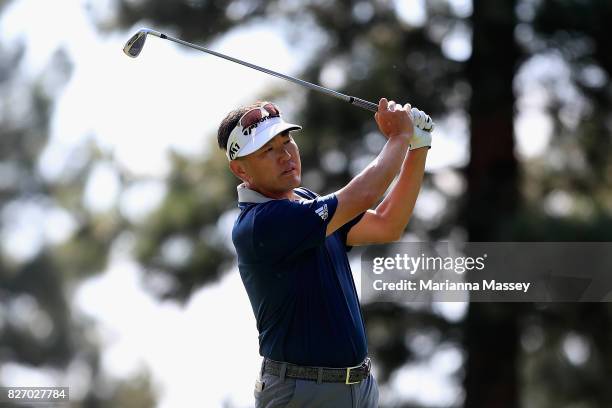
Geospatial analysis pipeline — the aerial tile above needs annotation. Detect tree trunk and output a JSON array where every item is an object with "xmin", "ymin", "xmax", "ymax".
[{"xmin": 463, "ymin": 0, "xmax": 521, "ymax": 407}]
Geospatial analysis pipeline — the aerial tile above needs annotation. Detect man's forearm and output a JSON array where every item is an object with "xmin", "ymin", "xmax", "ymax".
[
  {"xmin": 343, "ymin": 134, "xmax": 412, "ymax": 209},
  {"xmin": 327, "ymin": 135, "xmax": 411, "ymax": 235},
  {"xmin": 375, "ymin": 147, "xmax": 428, "ymax": 236}
]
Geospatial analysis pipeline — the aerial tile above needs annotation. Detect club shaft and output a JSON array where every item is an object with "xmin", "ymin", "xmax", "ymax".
[{"xmin": 154, "ymin": 32, "xmax": 379, "ymax": 113}]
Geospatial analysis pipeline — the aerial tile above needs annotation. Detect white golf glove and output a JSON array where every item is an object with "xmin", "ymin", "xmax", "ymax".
[{"xmin": 405, "ymin": 104, "xmax": 434, "ymax": 150}]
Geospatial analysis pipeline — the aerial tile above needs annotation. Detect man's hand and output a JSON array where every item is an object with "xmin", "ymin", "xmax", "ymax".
[
  {"xmin": 407, "ymin": 105, "xmax": 434, "ymax": 150},
  {"xmin": 374, "ymin": 98, "xmax": 414, "ymax": 140}
]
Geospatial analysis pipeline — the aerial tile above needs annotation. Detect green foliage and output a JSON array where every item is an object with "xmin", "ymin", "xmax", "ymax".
[
  {"xmin": 0, "ymin": 1, "xmax": 157, "ymax": 404},
  {"xmin": 133, "ymin": 148, "xmax": 237, "ymax": 301}
]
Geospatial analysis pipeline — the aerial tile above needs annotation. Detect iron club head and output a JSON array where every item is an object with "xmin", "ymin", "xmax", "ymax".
[
  {"xmin": 123, "ymin": 28, "xmax": 164, "ymax": 58},
  {"xmin": 123, "ymin": 30, "xmax": 147, "ymax": 58}
]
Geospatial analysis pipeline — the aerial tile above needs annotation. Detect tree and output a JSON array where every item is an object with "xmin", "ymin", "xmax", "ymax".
[
  {"xmin": 0, "ymin": 1, "xmax": 157, "ymax": 405},
  {"xmin": 462, "ymin": 1, "xmax": 521, "ymax": 407}
]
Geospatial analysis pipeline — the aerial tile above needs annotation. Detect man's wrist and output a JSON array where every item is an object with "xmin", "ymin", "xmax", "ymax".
[{"xmin": 389, "ymin": 131, "xmax": 413, "ymax": 140}]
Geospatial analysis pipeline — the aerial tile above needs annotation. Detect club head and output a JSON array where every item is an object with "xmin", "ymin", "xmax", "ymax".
[{"xmin": 123, "ymin": 29, "xmax": 149, "ymax": 58}]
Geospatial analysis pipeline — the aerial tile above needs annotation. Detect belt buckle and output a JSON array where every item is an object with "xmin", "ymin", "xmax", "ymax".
[{"xmin": 345, "ymin": 366, "xmax": 359, "ymax": 385}]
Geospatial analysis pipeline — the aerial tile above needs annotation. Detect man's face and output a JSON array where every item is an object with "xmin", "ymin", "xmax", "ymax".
[{"xmin": 235, "ymin": 131, "xmax": 301, "ymax": 195}]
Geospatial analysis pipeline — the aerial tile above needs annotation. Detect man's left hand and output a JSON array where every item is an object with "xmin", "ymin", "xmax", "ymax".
[{"xmin": 406, "ymin": 105, "xmax": 434, "ymax": 150}]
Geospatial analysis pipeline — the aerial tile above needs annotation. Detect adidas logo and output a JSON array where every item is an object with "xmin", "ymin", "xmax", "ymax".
[{"xmin": 315, "ymin": 204, "xmax": 328, "ymax": 220}]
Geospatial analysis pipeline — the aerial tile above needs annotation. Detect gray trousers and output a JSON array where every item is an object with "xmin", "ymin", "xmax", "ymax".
[{"xmin": 254, "ymin": 360, "xmax": 380, "ymax": 408}]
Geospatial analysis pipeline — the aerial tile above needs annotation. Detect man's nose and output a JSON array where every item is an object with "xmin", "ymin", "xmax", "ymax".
[{"xmin": 279, "ymin": 147, "xmax": 292, "ymax": 161}]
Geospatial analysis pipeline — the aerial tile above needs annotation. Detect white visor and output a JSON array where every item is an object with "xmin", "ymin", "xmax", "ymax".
[{"xmin": 226, "ymin": 109, "xmax": 301, "ymax": 160}]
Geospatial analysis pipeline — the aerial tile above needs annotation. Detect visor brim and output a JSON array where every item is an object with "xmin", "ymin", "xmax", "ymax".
[{"xmin": 234, "ymin": 122, "xmax": 302, "ymax": 159}]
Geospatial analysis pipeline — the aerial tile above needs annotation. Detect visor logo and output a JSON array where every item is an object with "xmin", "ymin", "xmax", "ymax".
[{"xmin": 228, "ymin": 141, "xmax": 241, "ymax": 160}]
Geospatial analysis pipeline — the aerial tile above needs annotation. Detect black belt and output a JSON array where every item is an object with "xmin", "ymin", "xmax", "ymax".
[{"xmin": 262, "ymin": 357, "xmax": 371, "ymax": 384}]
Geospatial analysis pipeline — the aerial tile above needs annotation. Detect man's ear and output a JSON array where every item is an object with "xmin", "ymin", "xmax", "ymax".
[{"xmin": 229, "ymin": 159, "xmax": 250, "ymax": 183}]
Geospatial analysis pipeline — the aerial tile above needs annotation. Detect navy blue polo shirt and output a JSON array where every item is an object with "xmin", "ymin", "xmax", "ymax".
[{"xmin": 232, "ymin": 184, "xmax": 367, "ymax": 367}]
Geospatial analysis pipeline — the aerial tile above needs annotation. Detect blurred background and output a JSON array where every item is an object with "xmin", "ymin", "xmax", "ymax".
[{"xmin": 1, "ymin": 0, "xmax": 611, "ymax": 406}]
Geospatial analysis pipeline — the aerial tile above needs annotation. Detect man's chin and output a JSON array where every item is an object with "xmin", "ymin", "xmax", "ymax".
[
  {"xmin": 287, "ymin": 175, "xmax": 301, "ymax": 189},
  {"xmin": 280, "ymin": 174, "xmax": 301, "ymax": 190},
  {"xmin": 272, "ymin": 171, "xmax": 301, "ymax": 192}
]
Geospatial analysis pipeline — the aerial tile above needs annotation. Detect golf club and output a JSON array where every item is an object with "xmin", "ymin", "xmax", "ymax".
[{"xmin": 123, "ymin": 28, "xmax": 433, "ymax": 130}]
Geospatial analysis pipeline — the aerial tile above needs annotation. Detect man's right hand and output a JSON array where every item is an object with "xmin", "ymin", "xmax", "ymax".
[{"xmin": 374, "ymin": 98, "xmax": 414, "ymax": 140}]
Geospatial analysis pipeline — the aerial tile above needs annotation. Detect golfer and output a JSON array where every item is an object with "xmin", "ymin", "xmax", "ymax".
[{"xmin": 217, "ymin": 98, "xmax": 431, "ymax": 407}]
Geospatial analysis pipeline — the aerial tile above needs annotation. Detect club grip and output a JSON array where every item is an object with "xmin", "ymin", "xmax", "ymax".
[{"xmin": 349, "ymin": 96, "xmax": 379, "ymax": 113}]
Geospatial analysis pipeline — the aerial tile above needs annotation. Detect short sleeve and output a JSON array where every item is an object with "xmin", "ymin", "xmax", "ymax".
[
  {"xmin": 335, "ymin": 211, "xmax": 367, "ymax": 252},
  {"xmin": 252, "ymin": 194, "xmax": 338, "ymax": 262}
]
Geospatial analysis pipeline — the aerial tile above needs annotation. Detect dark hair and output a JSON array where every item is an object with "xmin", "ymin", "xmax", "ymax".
[{"xmin": 217, "ymin": 100, "xmax": 271, "ymax": 152}]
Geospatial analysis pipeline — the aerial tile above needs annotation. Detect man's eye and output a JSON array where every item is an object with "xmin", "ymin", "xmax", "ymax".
[
  {"xmin": 265, "ymin": 147, "xmax": 273, "ymax": 152},
  {"xmin": 284, "ymin": 140, "xmax": 291, "ymax": 145}
]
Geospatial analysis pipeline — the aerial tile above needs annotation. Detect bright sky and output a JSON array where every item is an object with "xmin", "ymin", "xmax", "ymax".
[{"xmin": 0, "ymin": 0, "xmax": 556, "ymax": 406}]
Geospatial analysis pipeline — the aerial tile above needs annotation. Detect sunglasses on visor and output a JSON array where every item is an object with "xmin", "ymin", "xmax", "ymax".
[{"xmin": 236, "ymin": 103, "xmax": 281, "ymax": 136}]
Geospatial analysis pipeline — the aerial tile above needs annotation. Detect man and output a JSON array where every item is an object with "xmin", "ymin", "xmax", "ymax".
[{"xmin": 217, "ymin": 98, "xmax": 432, "ymax": 407}]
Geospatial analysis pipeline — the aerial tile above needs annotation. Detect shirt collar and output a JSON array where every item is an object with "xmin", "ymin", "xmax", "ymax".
[{"xmin": 237, "ymin": 183, "xmax": 308, "ymax": 204}]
